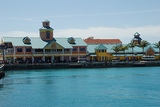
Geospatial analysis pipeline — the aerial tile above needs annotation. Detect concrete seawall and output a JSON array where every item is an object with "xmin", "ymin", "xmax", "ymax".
[{"xmin": 3, "ymin": 61, "xmax": 160, "ymax": 71}]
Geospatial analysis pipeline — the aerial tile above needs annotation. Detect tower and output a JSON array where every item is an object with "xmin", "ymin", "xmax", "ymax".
[
  {"xmin": 39, "ymin": 20, "xmax": 54, "ymax": 41},
  {"xmin": 132, "ymin": 32, "xmax": 142, "ymax": 45}
]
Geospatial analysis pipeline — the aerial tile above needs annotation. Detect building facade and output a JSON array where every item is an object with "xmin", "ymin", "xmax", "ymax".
[
  {"xmin": 1, "ymin": 20, "xmax": 88, "ymax": 63},
  {"xmin": 1, "ymin": 21, "xmax": 159, "ymax": 63},
  {"xmin": 85, "ymin": 33, "xmax": 159, "ymax": 61}
]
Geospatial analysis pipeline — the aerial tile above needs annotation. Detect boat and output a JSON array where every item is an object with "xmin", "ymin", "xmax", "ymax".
[
  {"xmin": 141, "ymin": 56, "xmax": 156, "ymax": 61},
  {"xmin": 0, "ymin": 71, "xmax": 5, "ymax": 79}
]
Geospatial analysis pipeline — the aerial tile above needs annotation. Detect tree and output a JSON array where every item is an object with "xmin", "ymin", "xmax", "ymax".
[
  {"xmin": 140, "ymin": 40, "xmax": 150, "ymax": 55},
  {"xmin": 154, "ymin": 41, "xmax": 160, "ymax": 60},
  {"xmin": 119, "ymin": 45, "xmax": 128, "ymax": 60},
  {"xmin": 111, "ymin": 46, "xmax": 120, "ymax": 58},
  {"xmin": 128, "ymin": 41, "xmax": 136, "ymax": 61}
]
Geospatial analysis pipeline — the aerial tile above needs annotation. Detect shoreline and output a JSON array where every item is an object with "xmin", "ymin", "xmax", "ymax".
[{"xmin": 2, "ymin": 61, "xmax": 160, "ymax": 71}]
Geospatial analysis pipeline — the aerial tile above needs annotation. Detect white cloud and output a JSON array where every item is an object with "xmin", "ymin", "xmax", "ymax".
[
  {"xmin": 55, "ymin": 25, "xmax": 160, "ymax": 43},
  {"xmin": 1, "ymin": 25, "xmax": 160, "ymax": 44},
  {"xmin": 1, "ymin": 31, "xmax": 38, "ymax": 38}
]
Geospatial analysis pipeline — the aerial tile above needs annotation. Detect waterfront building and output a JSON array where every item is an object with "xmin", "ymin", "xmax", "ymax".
[
  {"xmin": 0, "ymin": 20, "xmax": 159, "ymax": 63},
  {"xmin": 1, "ymin": 20, "xmax": 88, "ymax": 63},
  {"xmin": 85, "ymin": 33, "xmax": 159, "ymax": 61},
  {"xmin": 84, "ymin": 37, "xmax": 122, "ymax": 61}
]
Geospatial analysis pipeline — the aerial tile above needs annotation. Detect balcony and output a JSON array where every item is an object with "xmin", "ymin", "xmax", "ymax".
[
  {"xmin": 32, "ymin": 49, "xmax": 72, "ymax": 54},
  {"xmin": 5, "ymin": 49, "xmax": 14, "ymax": 55}
]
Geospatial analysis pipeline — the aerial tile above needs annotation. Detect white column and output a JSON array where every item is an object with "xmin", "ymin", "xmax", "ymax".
[
  {"xmin": 32, "ymin": 56, "xmax": 34, "ymax": 63},
  {"xmin": 43, "ymin": 49, "xmax": 45, "ymax": 62},
  {"xmin": 14, "ymin": 57, "xmax": 16, "ymax": 63},
  {"xmin": 24, "ymin": 56, "xmax": 25, "ymax": 62},
  {"xmin": 14, "ymin": 47, "xmax": 16, "ymax": 55},
  {"xmin": 69, "ymin": 56, "xmax": 71, "ymax": 61},
  {"xmin": 42, "ymin": 56, "xmax": 45, "ymax": 62},
  {"xmin": 78, "ymin": 46, "xmax": 79, "ymax": 60},
  {"xmin": 23, "ymin": 47, "xmax": 25, "ymax": 54},
  {"xmin": 23, "ymin": 47, "xmax": 25, "ymax": 62},
  {"xmin": 43, "ymin": 49, "xmax": 45, "ymax": 54},
  {"xmin": 62, "ymin": 56, "xmax": 64, "ymax": 61},
  {"xmin": 51, "ymin": 56, "xmax": 54, "ymax": 63}
]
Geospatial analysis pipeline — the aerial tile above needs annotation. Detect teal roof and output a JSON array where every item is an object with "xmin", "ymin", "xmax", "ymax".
[
  {"xmin": 3, "ymin": 37, "xmax": 48, "ymax": 49},
  {"xmin": 42, "ymin": 19, "xmax": 50, "ymax": 23},
  {"xmin": 67, "ymin": 37, "xmax": 75, "ymax": 43},
  {"xmin": 134, "ymin": 32, "xmax": 140, "ymax": 36},
  {"xmin": 2, "ymin": 37, "xmax": 87, "ymax": 49},
  {"xmin": 95, "ymin": 44, "xmax": 107, "ymax": 50},
  {"xmin": 55, "ymin": 38, "xmax": 87, "ymax": 48},
  {"xmin": 87, "ymin": 44, "xmax": 159, "ymax": 53},
  {"xmin": 132, "ymin": 37, "xmax": 142, "ymax": 41},
  {"xmin": 39, "ymin": 27, "xmax": 53, "ymax": 30},
  {"xmin": 88, "ymin": 44, "xmax": 120, "ymax": 53}
]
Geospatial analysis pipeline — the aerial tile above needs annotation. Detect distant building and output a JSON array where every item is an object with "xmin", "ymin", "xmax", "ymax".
[
  {"xmin": 84, "ymin": 33, "xmax": 159, "ymax": 62},
  {"xmin": 132, "ymin": 32, "xmax": 142, "ymax": 45}
]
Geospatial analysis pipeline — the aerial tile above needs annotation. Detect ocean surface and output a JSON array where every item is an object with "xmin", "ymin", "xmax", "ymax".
[{"xmin": 0, "ymin": 67, "xmax": 160, "ymax": 107}]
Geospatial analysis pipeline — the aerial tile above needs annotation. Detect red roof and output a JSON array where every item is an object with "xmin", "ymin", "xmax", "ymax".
[{"xmin": 84, "ymin": 39, "xmax": 122, "ymax": 44}]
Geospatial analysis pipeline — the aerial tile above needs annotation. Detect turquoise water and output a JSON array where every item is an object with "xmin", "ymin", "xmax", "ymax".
[{"xmin": 0, "ymin": 67, "xmax": 160, "ymax": 107}]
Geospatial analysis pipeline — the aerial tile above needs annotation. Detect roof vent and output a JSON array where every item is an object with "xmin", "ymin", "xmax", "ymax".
[
  {"xmin": 23, "ymin": 36, "xmax": 31, "ymax": 44},
  {"xmin": 67, "ymin": 37, "xmax": 76, "ymax": 44}
]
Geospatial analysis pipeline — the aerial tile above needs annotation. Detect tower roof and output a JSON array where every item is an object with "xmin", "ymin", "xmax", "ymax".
[
  {"xmin": 39, "ymin": 27, "xmax": 53, "ymax": 30},
  {"xmin": 134, "ymin": 32, "xmax": 140, "ymax": 36},
  {"xmin": 42, "ymin": 19, "xmax": 50, "ymax": 23},
  {"xmin": 95, "ymin": 44, "xmax": 107, "ymax": 50}
]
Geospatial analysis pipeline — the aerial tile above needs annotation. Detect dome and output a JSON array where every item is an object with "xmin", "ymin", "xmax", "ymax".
[
  {"xmin": 134, "ymin": 32, "xmax": 140, "ymax": 36},
  {"xmin": 42, "ymin": 19, "xmax": 50, "ymax": 23}
]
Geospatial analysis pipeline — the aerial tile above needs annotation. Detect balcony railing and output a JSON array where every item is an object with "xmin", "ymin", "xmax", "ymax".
[
  {"xmin": 32, "ymin": 49, "xmax": 72, "ymax": 54},
  {"xmin": 5, "ymin": 49, "xmax": 14, "ymax": 55},
  {"xmin": 33, "ymin": 52, "xmax": 43, "ymax": 54}
]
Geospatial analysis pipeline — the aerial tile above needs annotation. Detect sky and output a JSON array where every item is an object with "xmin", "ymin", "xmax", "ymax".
[{"xmin": 0, "ymin": 0, "xmax": 160, "ymax": 43}]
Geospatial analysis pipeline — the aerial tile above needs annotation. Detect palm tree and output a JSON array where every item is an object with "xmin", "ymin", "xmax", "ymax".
[
  {"xmin": 128, "ymin": 41, "xmax": 136, "ymax": 61},
  {"xmin": 120, "ymin": 45, "xmax": 128, "ymax": 60},
  {"xmin": 154, "ymin": 41, "xmax": 160, "ymax": 60},
  {"xmin": 140, "ymin": 40, "xmax": 150, "ymax": 55},
  {"xmin": 111, "ymin": 46, "xmax": 120, "ymax": 58}
]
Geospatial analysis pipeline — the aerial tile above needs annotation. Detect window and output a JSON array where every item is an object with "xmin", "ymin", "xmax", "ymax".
[
  {"xmin": 80, "ymin": 48, "xmax": 86, "ymax": 52},
  {"xmin": 35, "ymin": 49, "xmax": 43, "ymax": 53},
  {"xmin": 57, "ymin": 49, "xmax": 62, "ymax": 53},
  {"xmin": 72, "ymin": 48, "xmax": 77, "ymax": 52},
  {"xmin": 102, "ymin": 50, "xmax": 104, "ymax": 53},
  {"xmin": 17, "ymin": 48, "xmax": 22, "ymax": 52},
  {"xmin": 26, "ymin": 48, "xmax": 31, "ymax": 52},
  {"xmin": 46, "ymin": 31, "xmax": 50, "ymax": 38},
  {"xmin": 52, "ymin": 49, "xmax": 56, "ymax": 53},
  {"xmin": 46, "ymin": 23, "xmax": 48, "ymax": 26},
  {"xmin": 45, "ymin": 49, "xmax": 51, "ymax": 53}
]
